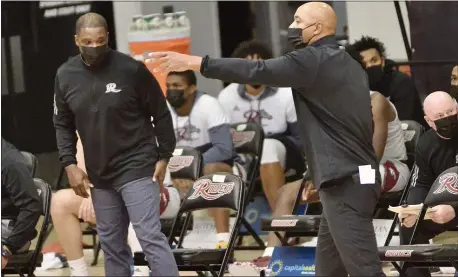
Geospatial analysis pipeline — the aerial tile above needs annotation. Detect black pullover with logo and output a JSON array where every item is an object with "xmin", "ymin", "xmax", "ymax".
[{"xmin": 53, "ymin": 50, "xmax": 176, "ymax": 189}]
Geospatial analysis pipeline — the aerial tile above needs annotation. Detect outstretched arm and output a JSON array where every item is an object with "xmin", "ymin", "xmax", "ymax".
[{"xmin": 148, "ymin": 49, "xmax": 319, "ymax": 89}]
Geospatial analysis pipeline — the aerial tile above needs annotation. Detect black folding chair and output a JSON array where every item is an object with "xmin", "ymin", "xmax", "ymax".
[
  {"xmin": 161, "ymin": 147, "xmax": 203, "ymax": 239},
  {"xmin": 230, "ymin": 122, "xmax": 266, "ymax": 250},
  {"xmin": 372, "ymin": 119, "xmax": 426, "ymax": 244},
  {"xmin": 134, "ymin": 147, "xmax": 203, "ymax": 266},
  {"xmin": 401, "ymin": 120, "xmax": 425, "ymax": 171},
  {"xmin": 168, "ymin": 173, "xmax": 246, "ymax": 277},
  {"xmin": 261, "ymin": 171, "xmax": 322, "ymax": 245},
  {"xmin": 378, "ymin": 166, "xmax": 458, "ymax": 274},
  {"xmin": 2, "ymin": 179, "xmax": 52, "ymax": 277},
  {"xmin": 374, "ymin": 120, "xmax": 425, "ymax": 217},
  {"xmin": 20, "ymin": 152, "xmax": 38, "ymax": 177}
]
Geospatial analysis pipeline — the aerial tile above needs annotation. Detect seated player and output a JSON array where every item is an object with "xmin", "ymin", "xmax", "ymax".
[
  {"xmin": 400, "ymin": 91, "xmax": 458, "ymax": 277},
  {"xmin": 1, "ymin": 138, "xmax": 42, "ymax": 269},
  {"xmin": 218, "ymin": 40, "xmax": 304, "ymax": 210},
  {"xmin": 165, "ymin": 70, "xmax": 235, "ymax": 248},
  {"xmin": 350, "ymin": 36, "xmax": 426, "ymax": 126},
  {"xmin": 450, "ymin": 64, "xmax": 457, "ymax": 100},
  {"xmin": 50, "ymin": 133, "xmax": 180, "ymax": 277},
  {"xmin": 252, "ymin": 48, "xmax": 411, "ymax": 266}
]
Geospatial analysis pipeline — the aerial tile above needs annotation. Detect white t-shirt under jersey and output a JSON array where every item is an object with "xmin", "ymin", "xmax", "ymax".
[
  {"xmin": 218, "ymin": 83, "xmax": 297, "ymax": 136},
  {"xmin": 168, "ymin": 93, "xmax": 230, "ymax": 148}
]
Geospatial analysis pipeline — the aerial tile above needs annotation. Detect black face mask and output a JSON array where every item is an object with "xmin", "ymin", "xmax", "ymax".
[
  {"xmin": 366, "ymin": 65, "xmax": 384, "ymax": 89},
  {"xmin": 287, "ymin": 23, "xmax": 316, "ymax": 49},
  {"xmin": 80, "ymin": 43, "xmax": 108, "ymax": 66},
  {"xmin": 287, "ymin": 28, "xmax": 307, "ymax": 49},
  {"xmin": 434, "ymin": 114, "xmax": 458, "ymax": 139},
  {"xmin": 450, "ymin": 85, "xmax": 458, "ymax": 100},
  {"xmin": 167, "ymin": 89, "xmax": 186, "ymax": 109},
  {"xmin": 249, "ymin": 84, "xmax": 262, "ymax": 89}
]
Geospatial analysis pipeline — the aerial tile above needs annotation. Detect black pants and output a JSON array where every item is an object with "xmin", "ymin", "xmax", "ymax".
[
  {"xmin": 400, "ymin": 217, "xmax": 458, "ymax": 277},
  {"xmin": 315, "ymin": 174, "xmax": 386, "ymax": 276}
]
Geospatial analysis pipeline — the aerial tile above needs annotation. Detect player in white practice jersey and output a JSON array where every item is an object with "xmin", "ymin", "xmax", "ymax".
[
  {"xmin": 163, "ymin": 70, "xmax": 236, "ymax": 249},
  {"xmin": 218, "ymin": 40, "xmax": 305, "ymax": 211}
]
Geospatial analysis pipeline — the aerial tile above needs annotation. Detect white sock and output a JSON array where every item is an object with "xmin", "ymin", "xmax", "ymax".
[
  {"xmin": 216, "ymin": 232, "xmax": 230, "ymax": 242},
  {"xmin": 68, "ymin": 257, "xmax": 89, "ymax": 276},
  {"xmin": 263, "ymin": 247, "xmax": 274, "ymax": 257}
]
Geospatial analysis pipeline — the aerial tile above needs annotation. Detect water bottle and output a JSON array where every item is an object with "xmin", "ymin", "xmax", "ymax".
[
  {"xmin": 163, "ymin": 13, "xmax": 176, "ymax": 29},
  {"xmin": 174, "ymin": 11, "xmax": 190, "ymax": 29},
  {"xmin": 134, "ymin": 15, "xmax": 147, "ymax": 32},
  {"xmin": 148, "ymin": 13, "xmax": 163, "ymax": 31},
  {"xmin": 130, "ymin": 15, "xmax": 143, "ymax": 32}
]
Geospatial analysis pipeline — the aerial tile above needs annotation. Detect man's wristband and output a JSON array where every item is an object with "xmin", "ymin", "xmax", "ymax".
[{"xmin": 200, "ymin": 55, "xmax": 210, "ymax": 74}]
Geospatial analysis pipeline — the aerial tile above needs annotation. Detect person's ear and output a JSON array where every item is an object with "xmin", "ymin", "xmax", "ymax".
[
  {"xmin": 381, "ymin": 56, "xmax": 386, "ymax": 68},
  {"xmin": 74, "ymin": 35, "xmax": 79, "ymax": 47},
  {"xmin": 314, "ymin": 22, "xmax": 322, "ymax": 35},
  {"xmin": 189, "ymin": 84, "xmax": 197, "ymax": 94},
  {"xmin": 425, "ymin": 116, "xmax": 434, "ymax": 129}
]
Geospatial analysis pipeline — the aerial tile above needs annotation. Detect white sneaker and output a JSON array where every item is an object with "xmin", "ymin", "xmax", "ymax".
[{"xmin": 132, "ymin": 267, "xmax": 150, "ymax": 276}]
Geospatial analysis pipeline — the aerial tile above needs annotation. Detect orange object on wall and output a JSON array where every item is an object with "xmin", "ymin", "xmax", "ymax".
[{"xmin": 129, "ymin": 37, "xmax": 191, "ymax": 95}]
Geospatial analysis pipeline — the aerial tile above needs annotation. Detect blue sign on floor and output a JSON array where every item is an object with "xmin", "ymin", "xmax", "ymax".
[
  {"xmin": 267, "ymin": 246, "xmax": 316, "ymax": 276},
  {"xmin": 240, "ymin": 195, "xmax": 271, "ymax": 235}
]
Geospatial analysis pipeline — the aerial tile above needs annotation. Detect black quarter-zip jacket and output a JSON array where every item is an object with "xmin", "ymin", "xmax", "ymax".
[{"xmin": 53, "ymin": 50, "xmax": 176, "ymax": 189}]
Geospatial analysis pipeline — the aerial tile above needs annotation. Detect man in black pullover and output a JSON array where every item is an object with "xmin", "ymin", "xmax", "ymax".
[
  {"xmin": 400, "ymin": 91, "xmax": 458, "ymax": 277},
  {"xmin": 52, "ymin": 13, "xmax": 178, "ymax": 276},
  {"xmin": 2, "ymin": 138, "xmax": 41, "ymax": 268}
]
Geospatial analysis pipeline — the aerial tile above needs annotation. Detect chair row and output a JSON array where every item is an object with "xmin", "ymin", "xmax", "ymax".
[{"xmin": 260, "ymin": 120, "xmax": 458, "ymax": 275}]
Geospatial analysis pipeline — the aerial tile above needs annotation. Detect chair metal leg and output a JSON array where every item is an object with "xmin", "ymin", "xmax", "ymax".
[
  {"xmin": 240, "ymin": 217, "xmax": 265, "ymax": 249},
  {"xmin": 236, "ymin": 235, "xmax": 243, "ymax": 246},
  {"xmin": 274, "ymin": 231, "xmax": 288, "ymax": 246},
  {"xmin": 203, "ymin": 265, "xmax": 218, "ymax": 277},
  {"xmin": 91, "ymin": 241, "xmax": 101, "ymax": 266}
]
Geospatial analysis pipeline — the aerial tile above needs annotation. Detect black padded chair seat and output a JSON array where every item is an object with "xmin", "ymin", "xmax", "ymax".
[
  {"xmin": 261, "ymin": 215, "xmax": 321, "ymax": 233},
  {"xmin": 4, "ymin": 251, "xmax": 43, "ymax": 271},
  {"xmin": 134, "ymin": 249, "xmax": 231, "ymax": 266},
  {"xmin": 173, "ymin": 248, "xmax": 231, "ymax": 265},
  {"xmin": 379, "ymin": 244, "xmax": 458, "ymax": 262}
]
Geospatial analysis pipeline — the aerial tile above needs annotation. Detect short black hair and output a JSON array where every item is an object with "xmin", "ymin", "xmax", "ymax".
[
  {"xmin": 75, "ymin": 12, "xmax": 108, "ymax": 34},
  {"xmin": 231, "ymin": 40, "xmax": 273, "ymax": 59},
  {"xmin": 351, "ymin": 36, "xmax": 386, "ymax": 58},
  {"xmin": 168, "ymin": 70, "xmax": 197, "ymax": 86},
  {"xmin": 345, "ymin": 45, "xmax": 365, "ymax": 69}
]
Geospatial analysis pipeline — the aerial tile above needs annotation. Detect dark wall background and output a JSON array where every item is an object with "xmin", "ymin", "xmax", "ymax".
[
  {"xmin": 2, "ymin": 1, "xmax": 116, "ymax": 154},
  {"xmin": 407, "ymin": 1, "xmax": 458, "ymax": 99}
]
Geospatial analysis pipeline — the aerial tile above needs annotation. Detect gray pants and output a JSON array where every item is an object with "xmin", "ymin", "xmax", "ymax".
[
  {"xmin": 91, "ymin": 177, "xmax": 179, "ymax": 276},
  {"xmin": 315, "ymin": 174, "xmax": 386, "ymax": 276}
]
